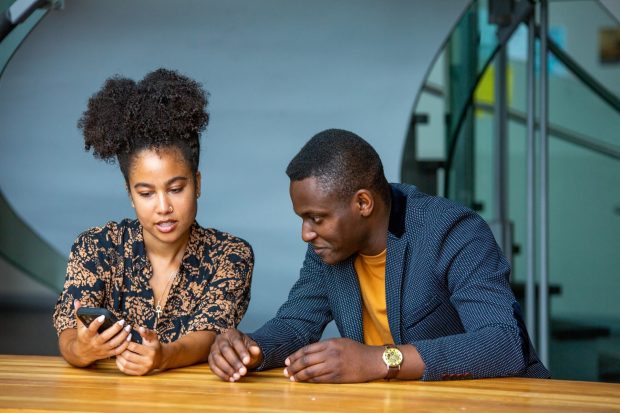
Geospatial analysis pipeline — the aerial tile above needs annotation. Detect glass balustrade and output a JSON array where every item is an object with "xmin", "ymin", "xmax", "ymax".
[
  {"xmin": 0, "ymin": 1, "xmax": 65, "ymax": 292},
  {"xmin": 404, "ymin": 0, "xmax": 620, "ymax": 382}
]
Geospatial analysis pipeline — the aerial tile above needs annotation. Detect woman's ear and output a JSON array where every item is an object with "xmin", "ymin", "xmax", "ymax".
[
  {"xmin": 195, "ymin": 171, "xmax": 202, "ymax": 198},
  {"xmin": 126, "ymin": 184, "xmax": 135, "ymax": 208}
]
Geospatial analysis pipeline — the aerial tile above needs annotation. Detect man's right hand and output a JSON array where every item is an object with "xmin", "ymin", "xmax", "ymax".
[
  {"xmin": 68, "ymin": 300, "xmax": 131, "ymax": 366},
  {"xmin": 208, "ymin": 329, "xmax": 263, "ymax": 382}
]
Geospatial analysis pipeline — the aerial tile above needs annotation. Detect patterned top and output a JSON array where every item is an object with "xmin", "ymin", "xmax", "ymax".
[{"xmin": 53, "ymin": 219, "xmax": 253, "ymax": 343}]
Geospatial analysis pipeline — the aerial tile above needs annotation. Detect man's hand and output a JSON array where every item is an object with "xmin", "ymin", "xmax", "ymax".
[
  {"xmin": 208, "ymin": 329, "xmax": 263, "ymax": 382},
  {"xmin": 283, "ymin": 338, "xmax": 385, "ymax": 383},
  {"xmin": 115, "ymin": 327, "xmax": 163, "ymax": 376},
  {"xmin": 70, "ymin": 300, "xmax": 131, "ymax": 366}
]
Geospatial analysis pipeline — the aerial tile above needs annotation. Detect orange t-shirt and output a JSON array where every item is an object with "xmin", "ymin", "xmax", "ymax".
[{"xmin": 354, "ymin": 249, "xmax": 393, "ymax": 345}]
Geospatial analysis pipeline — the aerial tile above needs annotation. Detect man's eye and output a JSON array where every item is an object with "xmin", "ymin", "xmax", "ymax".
[
  {"xmin": 170, "ymin": 187, "xmax": 183, "ymax": 194},
  {"xmin": 312, "ymin": 216, "xmax": 322, "ymax": 224},
  {"xmin": 139, "ymin": 192, "xmax": 152, "ymax": 198}
]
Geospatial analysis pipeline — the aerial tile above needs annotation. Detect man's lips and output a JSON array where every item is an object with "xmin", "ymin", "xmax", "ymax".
[{"xmin": 155, "ymin": 220, "xmax": 178, "ymax": 233}]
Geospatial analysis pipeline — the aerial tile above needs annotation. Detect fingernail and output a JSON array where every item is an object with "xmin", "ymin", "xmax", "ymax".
[
  {"xmin": 242, "ymin": 356, "xmax": 250, "ymax": 364},
  {"xmin": 126, "ymin": 335, "xmax": 131, "ymax": 342},
  {"xmin": 229, "ymin": 377, "xmax": 235, "ymax": 383},
  {"xmin": 118, "ymin": 319, "xmax": 125, "ymax": 326},
  {"xmin": 97, "ymin": 315, "xmax": 105, "ymax": 323},
  {"xmin": 290, "ymin": 376, "xmax": 295, "ymax": 382},
  {"xmin": 233, "ymin": 373, "xmax": 240, "ymax": 381},
  {"xmin": 285, "ymin": 358, "xmax": 290, "ymax": 366},
  {"xmin": 124, "ymin": 325, "xmax": 131, "ymax": 332},
  {"xmin": 283, "ymin": 368, "xmax": 289, "ymax": 377},
  {"xmin": 239, "ymin": 367, "xmax": 247, "ymax": 376}
]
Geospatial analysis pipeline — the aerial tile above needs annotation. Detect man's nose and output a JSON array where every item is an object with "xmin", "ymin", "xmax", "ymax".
[{"xmin": 301, "ymin": 221, "xmax": 317, "ymax": 243}]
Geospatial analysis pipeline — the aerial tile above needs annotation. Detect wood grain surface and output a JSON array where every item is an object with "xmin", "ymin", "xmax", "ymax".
[{"xmin": 1, "ymin": 355, "xmax": 619, "ymax": 412}]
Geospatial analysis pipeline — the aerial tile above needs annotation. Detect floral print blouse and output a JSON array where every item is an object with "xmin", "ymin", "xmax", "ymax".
[{"xmin": 53, "ymin": 219, "xmax": 253, "ymax": 343}]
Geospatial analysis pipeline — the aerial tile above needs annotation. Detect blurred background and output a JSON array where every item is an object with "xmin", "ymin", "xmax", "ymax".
[{"xmin": 1, "ymin": 0, "xmax": 618, "ymax": 382}]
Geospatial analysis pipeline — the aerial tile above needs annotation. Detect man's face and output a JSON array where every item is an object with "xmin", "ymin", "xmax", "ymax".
[{"xmin": 290, "ymin": 177, "xmax": 365, "ymax": 265}]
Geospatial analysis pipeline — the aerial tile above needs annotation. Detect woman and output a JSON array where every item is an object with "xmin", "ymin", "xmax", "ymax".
[{"xmin": 53, "ymin": 68, "xmax": 253, "ymax": 375}]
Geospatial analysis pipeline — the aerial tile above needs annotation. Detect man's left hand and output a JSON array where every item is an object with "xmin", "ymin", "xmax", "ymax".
[{"xmin": 283, "ymin": 338, "xmax": 385, "ymax": 383}]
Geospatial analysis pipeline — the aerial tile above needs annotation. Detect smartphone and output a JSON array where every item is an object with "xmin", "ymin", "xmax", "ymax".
[{"xmin": 76, "ymin": 307, "xmax": 142, "ymax": 344}]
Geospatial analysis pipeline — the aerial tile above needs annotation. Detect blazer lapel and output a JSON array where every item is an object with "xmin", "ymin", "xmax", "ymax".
[{"xmin": 385, "ymin": 184, "xmax": 409, "ymax": 345}]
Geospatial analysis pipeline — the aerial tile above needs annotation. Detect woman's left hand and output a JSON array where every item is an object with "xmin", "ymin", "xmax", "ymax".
[{"xmin": 115, "ymin": 327, "xmax": 163, "ymax": 376}]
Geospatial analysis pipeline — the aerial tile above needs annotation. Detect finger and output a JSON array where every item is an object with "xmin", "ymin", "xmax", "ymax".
[
  {"xmin": 73, "ymin": 300, "xmax": 84, "ymax": 328},
  {"xmin": 118, "ymin": 347, "xmax": 146, "ymax": 364},
  {"xmin": 286, "ymin": 350, "xmax": 327, "ymax": 378},
  {"xmin": 230, "ymin": 333, "xmax": 256, "ymax": 367},
  {"xmin": 116, "ymin": 355, "xmax": 146, "ymax": 376},
  {"xmin": 285, "ymin": 341, "xmax": 328, "ymax": 367},
  {"xmin": 289, "ymin": 360, "xmax": 332, "ymax": 382},
  {"xmin": 105, "ymin": 325, "xmax": 131, "ymax": 350},
  {"xmin": 97, "ymin": 319, "xmax": 127, "ymax": 342},
  {"xmin": 221, "ymin": 339, "xmax": 248, "ymax": 375},
  {"xmin": 84, "ymin": 314, "xmax": 106, "ymax": 336},
  {"xmin": 138, "ymin": 326, "xmax": 158, "ymax": 345},
  {"xmin": 306, "ymin": 371, "xmax": 338, "ymax": 383},
  {"xmin": 208, "ymin": 352, "xmax": 234, "ymax": 382},
  {"xmin": 209, "ymin": 349, "xmax": 238, "ymax": 380},
  {"xmin": 110, "ymin": 336, "xmax": 131, "ymax": 356}
]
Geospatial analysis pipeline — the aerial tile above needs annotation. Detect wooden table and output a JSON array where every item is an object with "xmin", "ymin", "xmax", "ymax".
[{"xmin": 1, "ymin": 355, "xmax": 619, "ymax": 412}]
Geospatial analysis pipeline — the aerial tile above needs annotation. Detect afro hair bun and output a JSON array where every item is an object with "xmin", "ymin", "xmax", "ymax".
[{"xmin": 78, "ymin": 68, "xmax": 209, "ymax": 165}]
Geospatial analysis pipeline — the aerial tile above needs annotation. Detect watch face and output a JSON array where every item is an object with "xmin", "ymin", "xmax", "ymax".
[{"xmin": 382, "ymin": 348, "xmax": 403, "ymax": 367}]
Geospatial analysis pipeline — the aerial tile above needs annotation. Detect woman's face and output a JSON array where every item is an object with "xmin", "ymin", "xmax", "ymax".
[{"xmin": 127, "ymin": 147, "xmax": 200, "ymax": 249}]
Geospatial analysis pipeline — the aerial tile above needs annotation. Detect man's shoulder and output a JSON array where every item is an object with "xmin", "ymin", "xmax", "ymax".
[
  {"xmin": 391, "ymin": 183, "xmax": 467, "ymax": 210},
  {"xmin": 389, "ymin": 183, "xmax": 486, "ymax": 242}
]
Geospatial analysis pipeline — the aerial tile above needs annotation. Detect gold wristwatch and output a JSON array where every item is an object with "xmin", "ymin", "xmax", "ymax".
[{"xmin": 382, "ymin": 344, "xmax": 403, "ymax": 380}]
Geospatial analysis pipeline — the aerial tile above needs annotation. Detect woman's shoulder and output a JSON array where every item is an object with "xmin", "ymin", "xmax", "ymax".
[
  {"xmin": 72, "ymin": 218, "xmax": 139, "ymax": 248},
  {"xmin": 191, "ymin": 224, "xmax": 254, "ymax": 260}
]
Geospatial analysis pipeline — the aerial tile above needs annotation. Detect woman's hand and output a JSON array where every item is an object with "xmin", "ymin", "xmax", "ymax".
[
  {"xmin": 115, "ymin": 327, "xmax": 163, "ymax": 376},
  {"xmin": 70, "ymin": 300, "xmax": 131, "ymax": 366}
]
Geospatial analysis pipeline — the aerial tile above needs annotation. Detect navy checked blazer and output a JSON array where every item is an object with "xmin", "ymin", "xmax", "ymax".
[{"xmin": 250, "ymin": 183, "xmax": 550, "ymax": 380}]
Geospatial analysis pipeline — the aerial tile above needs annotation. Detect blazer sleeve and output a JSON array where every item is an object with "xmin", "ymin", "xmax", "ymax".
[
  {"xmin": 248, "ymin": 247, "xmax": 333, "ymax": 370},
  {"xmin": 411, "ymin": 206, "xmax": 531, "ymax": 380}
]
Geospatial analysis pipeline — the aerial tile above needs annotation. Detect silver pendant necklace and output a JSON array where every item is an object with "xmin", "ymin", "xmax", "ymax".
[{"xmin": 154, "ymin": 270, "xmax": 178, "ymax": 326}]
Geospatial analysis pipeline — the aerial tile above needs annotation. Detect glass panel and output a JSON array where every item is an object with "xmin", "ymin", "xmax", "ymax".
[
  {"xmin": 0, "ymin": 6, "xmax": 64, "ymax": 292},
  {"xmin": 549, "ymin": 0, "xmax": 620, "ymax": 99},
  {"xmin": 471, "ymin": 12, "xmax": 620, "ymax": 382}
]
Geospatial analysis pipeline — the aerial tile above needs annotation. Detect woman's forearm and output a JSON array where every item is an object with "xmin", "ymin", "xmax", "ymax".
[
  {"xmin": 58, "ymin": 329, "xmax": 94, "ymax": 367},
  {"xmin": 159, "ymin": 330, "xmax": 216, "ymax": 371}
]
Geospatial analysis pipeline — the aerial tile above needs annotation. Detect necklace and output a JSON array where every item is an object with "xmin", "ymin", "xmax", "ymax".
[{"xmin": 154, "ymin": 269, "xmax": 178, "ymax": 325}]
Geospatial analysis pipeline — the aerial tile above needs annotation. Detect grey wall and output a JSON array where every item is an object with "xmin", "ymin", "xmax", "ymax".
[{"xmin": 0, "ymin": 0, "xmax": 469, "ymax": 332}]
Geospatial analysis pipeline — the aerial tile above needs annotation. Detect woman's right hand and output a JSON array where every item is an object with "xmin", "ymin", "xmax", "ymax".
[{"xmin": 71, "ymin": 300, "xmax": 132, "ymax": 365}]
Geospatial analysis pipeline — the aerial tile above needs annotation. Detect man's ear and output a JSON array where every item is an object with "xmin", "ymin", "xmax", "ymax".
[{"xmin": 354, "ymin": 189, "xmax": 374, "ymax": 217}]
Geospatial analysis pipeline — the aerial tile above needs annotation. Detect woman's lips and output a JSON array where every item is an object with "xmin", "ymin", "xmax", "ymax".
[{"xmin": 156, "ymin": 220, "xmax": 178, "ymax": 233}]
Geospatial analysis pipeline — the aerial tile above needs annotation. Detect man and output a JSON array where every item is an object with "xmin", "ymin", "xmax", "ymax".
[{"xmin": 209, "ymin": 129, "xmax": 549, "ymax": 382}]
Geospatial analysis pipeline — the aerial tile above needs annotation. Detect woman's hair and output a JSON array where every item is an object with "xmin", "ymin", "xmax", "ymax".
[{"xmin": 78, "ymin": 68, "xmax": 209, "ymax": 181}]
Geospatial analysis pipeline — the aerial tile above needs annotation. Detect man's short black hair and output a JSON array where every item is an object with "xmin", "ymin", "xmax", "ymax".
[{"xmin": 286, "ymin": 129, "xmax": 391, "ymax": 206}]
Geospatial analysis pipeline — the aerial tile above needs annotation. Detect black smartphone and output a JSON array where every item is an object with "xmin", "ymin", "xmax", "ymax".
[{"xmin": 76, "ymin": 307, "xmax": 142, "ymax": 344}]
